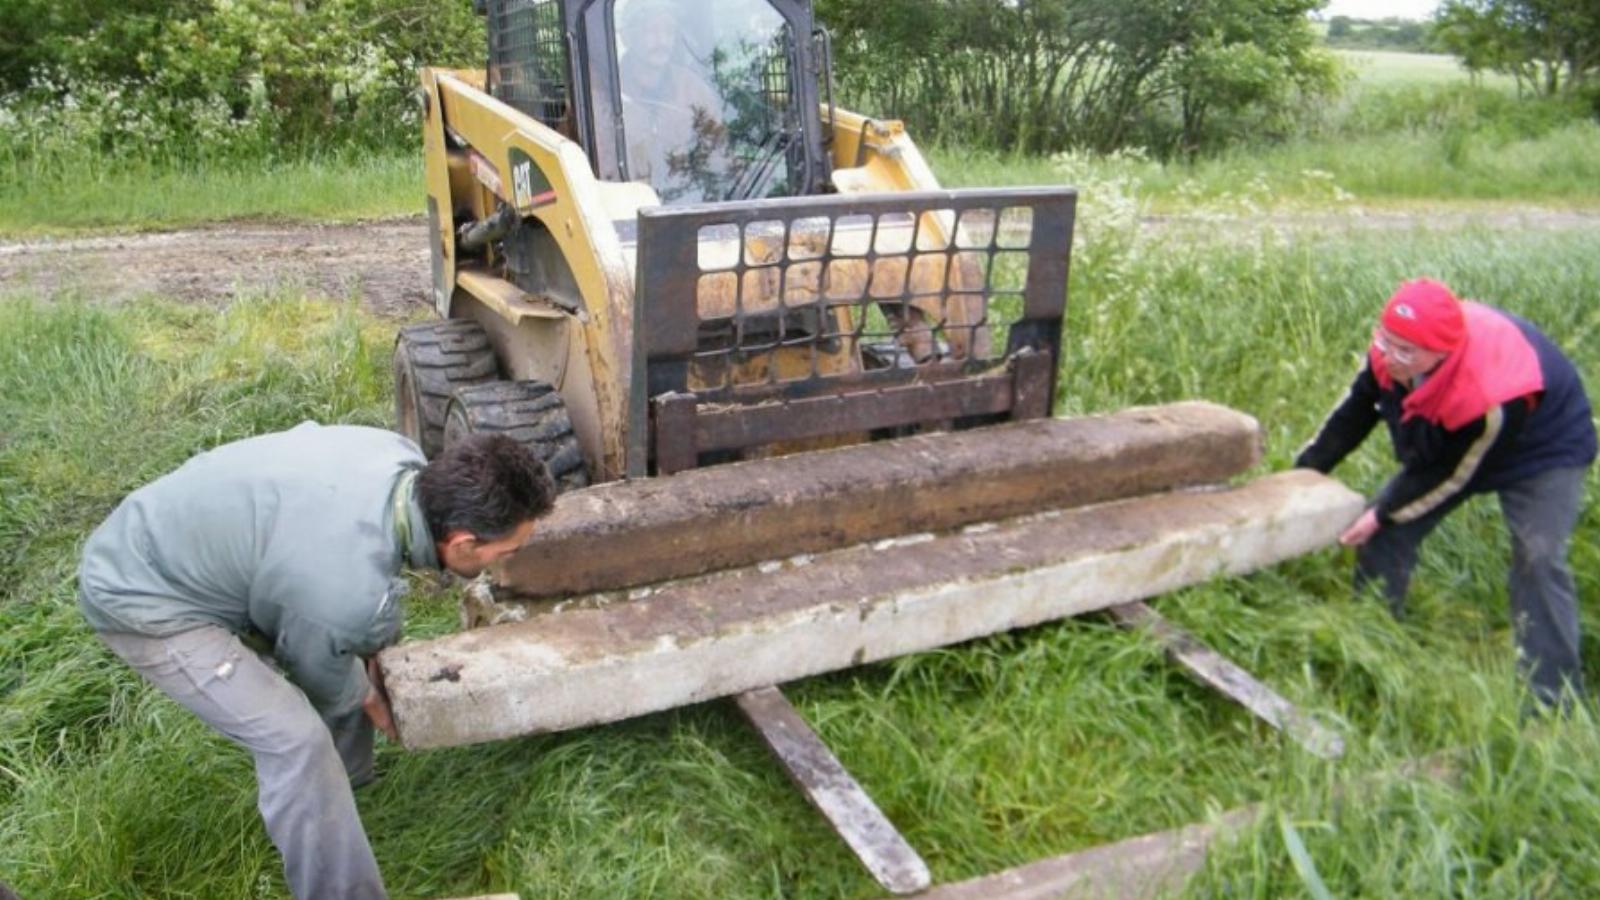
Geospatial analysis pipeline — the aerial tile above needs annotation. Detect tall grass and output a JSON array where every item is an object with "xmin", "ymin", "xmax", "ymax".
[
  {"xmin": 3, "ymin": 219, "xmax": 1598, "ymax": 897},
  {"xmin": 1056, "ymin": 200, "xmax": 1600, "ymax": 895},
  {"xmin": 935, "ymin": 86, "xmax": 1600, "ymax": 209},
  {"xmin": 0, "ymin": 151, "xmax": 420, "ymax": 236},
  {"xmin": 4, "ymin": 78, "xmax": 1598, "ymax": 236},
  {"xmin": 937, "ymin": 121, "xmax": 1600, "ymax": 208}
]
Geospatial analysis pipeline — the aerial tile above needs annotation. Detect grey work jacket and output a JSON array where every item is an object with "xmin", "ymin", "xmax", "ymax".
[{"xmin": 78, "ymin": 423, "xmax": 436, "ymax": 716}]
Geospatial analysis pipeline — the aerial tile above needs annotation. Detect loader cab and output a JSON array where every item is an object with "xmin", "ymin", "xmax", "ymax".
[{"xmin": 485, "ymin": 0, "xmax": 832, "ymax": 204}]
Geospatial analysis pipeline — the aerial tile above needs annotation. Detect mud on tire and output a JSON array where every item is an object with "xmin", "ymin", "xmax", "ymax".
[
  {"xmin": 444, "ymin": 381, "xmax": 589, "ymax": 492},
  {"xmin": 394, "ymin": 319, "xmax": 499, "ymax": 458}
]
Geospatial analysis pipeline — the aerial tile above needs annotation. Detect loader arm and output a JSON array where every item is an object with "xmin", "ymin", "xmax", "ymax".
[
  {"xmin": 823, "ymin": 106, "xmax": 947, "ymax": 195},
  {"xmin": 423, "ymin": 66, "xmax": 639, "ymax": 479}
]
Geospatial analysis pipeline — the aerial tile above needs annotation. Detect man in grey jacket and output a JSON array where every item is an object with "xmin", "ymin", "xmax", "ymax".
[{"xmin": 78, "ymin": 423, "xmax": 558, "ymax": 899}]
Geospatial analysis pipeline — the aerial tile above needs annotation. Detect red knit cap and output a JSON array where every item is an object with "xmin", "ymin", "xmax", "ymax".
[{"xmin": 1382, "ymin": 279, "xmax": 1465, "ymax": 352}]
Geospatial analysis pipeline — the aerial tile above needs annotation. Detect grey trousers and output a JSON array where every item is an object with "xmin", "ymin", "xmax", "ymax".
[
  {"xmin": 98, "ymin": 626, "xmax": 386, "ymax": 899},
  {"xmin": 1355, "ymin": 465, "xmax": 1588, "ymax": 705}
]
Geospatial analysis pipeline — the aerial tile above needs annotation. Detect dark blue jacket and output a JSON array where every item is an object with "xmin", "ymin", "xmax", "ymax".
[{"xmin": 1296, "ymin": 310, "xmax": 1595, "ymax": 524}]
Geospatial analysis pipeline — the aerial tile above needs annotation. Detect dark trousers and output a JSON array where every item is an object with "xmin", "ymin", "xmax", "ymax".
[{"xmin": 1355, "ymin": 465, "xmax": 1588, "ymax": 705}]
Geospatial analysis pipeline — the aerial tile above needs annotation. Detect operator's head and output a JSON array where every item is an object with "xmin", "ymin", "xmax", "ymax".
[
  {"xmin": 1372, "ymin": 278, "xmax": 1461, "ymax": 382},
  {"xmin": 620, "ymin": 0, "xmax": 681, "ymax": 89},
  {"xmin": 418, "ymin": 433, "xmax": 557, "ymax": 577}
]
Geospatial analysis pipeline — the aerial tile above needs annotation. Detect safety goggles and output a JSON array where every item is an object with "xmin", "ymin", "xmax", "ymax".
[{"xmin": 1371, "ymin": 328, "xmax": 1420, "ymax": 366}]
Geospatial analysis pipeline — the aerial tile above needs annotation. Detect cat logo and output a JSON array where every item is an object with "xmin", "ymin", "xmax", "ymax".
[
  {"xmin": 512, "ymin": 159, "xmax": 535, "ymax": 208},
  {"xmin": 510, "ymin": 151, "xmax": 556, "ymax": 211}
]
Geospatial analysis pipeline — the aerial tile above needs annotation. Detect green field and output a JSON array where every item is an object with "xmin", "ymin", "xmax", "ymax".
[
  {"xmin": 934, "ymin": 114, "xmax": 1600, "ymax": 211},
  {"xmin": 0, "ymin": 152, "xmax": 421, "ymax": 236},
  {"xmin": 3, "ymin": 111, "xmax": 1597, "ymax": 236},
  {"xmin": 1335, "ymin": 49, "xmax": 1513, "ymax": 88},
  {"xmin": 3, "ymin": 217, "xmax": 1599, "ymax": 897}
]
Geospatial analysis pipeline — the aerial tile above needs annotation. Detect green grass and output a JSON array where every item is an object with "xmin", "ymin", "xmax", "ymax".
[
  {"xmin": 932, "ymin": 70, "xmax": 1600, "ymax": 209},
  {"xmin": 22, "ymin": 122, "xmax": 1599, "ymax": 236},
  {"xmin": 0, "ymin": 151, "xmax": 421, "ymax": 236},
  {"xmin": 3, "ymin": 221, "xmax": 1599, "ymax": 897},
  {"xmin": 934, "ymin": 116, "xmax": 1600, "ymax": 209}
]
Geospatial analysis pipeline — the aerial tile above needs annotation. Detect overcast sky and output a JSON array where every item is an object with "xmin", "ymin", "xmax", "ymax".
[{"xmin": 1322, "ymin": 0, "xmax": 1440, "ymax": 20}]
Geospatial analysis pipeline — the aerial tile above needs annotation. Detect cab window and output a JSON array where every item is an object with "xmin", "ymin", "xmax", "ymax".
[{"xmin": 613, "ymin": 0, "xmax": 798, "ymax": 203}]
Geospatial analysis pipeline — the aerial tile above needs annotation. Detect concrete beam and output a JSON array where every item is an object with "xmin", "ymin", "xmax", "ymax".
[
  {"xmin": 494, "ymin": 402, "xmax": 1263, "ymax": 599},
  {"xmin": 380, "ymin": 470, "xmax": 1362, "ymax": 749}
]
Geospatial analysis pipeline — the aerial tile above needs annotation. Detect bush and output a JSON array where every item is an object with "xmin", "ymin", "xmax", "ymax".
[
  {"xmin": 817, "ymin": 0, "xmax": 1340, "ymax": 159},
  {"xmin": 0, "ymin": 0, "xmax": 484, "ymax": 166}
]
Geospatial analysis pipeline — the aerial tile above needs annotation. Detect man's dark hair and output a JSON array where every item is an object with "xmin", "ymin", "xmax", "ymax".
[{"xmin": 417, "ymin": 434, "xmax": 557, "ymax": 540}]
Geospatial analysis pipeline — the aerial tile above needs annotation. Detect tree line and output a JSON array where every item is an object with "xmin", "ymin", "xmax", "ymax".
[
  {"xmin": 0, "ymin": 0, "xmax": 484, "ymax": 158},
  {"xmin": 1323, "ymin": 16, "xmax": 1431, "ymax": 52},
  {"xmin": 1, "ymin": 0, "xmax": 1593, "ymax": 164},
  {"xmin": 816, "ymin": 0, "xmax": 1338, "ymax": 156},
  {"xmin": 1435, "ymin": 0, "xmax": 1600, "ymax": 98}
]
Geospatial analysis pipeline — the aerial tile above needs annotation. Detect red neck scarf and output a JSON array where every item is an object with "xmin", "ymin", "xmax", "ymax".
[{"xmin": 1370, "ymin": 302, "xmax": 1544, "ymax": 430}]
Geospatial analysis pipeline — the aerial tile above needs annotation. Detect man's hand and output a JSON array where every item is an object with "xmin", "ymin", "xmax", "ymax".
[
  {"xmin": 1339, "ymin": 508, "xmax": 1381, "ymax": 547},
  {"xmin": 363, "ymin": 657, "xmax": 398, "ymax": 741}
]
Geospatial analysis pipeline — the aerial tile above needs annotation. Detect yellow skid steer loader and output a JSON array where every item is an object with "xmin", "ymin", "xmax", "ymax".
[
  {"xmin": 383, "ymin": 1, "xmax": 1363, "ymax": 893},
  {"xmin": 395, "ymin": 0, "xmax": 1073, "ymax": 488}
]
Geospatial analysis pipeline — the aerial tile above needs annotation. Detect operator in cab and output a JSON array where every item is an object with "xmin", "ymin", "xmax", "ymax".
[{"xmin": 616, "ymin": 0, "xmax": 732, "ymax": 202}]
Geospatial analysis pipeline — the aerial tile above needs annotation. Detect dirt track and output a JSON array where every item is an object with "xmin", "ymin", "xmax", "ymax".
[
  {"xmin": 1, "ymin": 209, "xmax": 1596, "ymax": 318},
  {"xmin": 0, "ymin": 219, "xmax": 432, "ymax": 318}
]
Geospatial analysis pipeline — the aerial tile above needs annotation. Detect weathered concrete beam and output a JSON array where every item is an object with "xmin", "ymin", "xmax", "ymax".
[
  {"xmin": 380, "ymin": 470, "xmax": 1362, "ymax": 749},
  {"xmin": 495, "ymin": 402, "xmax": 1264, "ymax": 599}
]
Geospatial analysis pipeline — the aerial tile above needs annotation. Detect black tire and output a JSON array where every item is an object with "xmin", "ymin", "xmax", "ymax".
[
  {"xmin": 394, "ymin": 320, "xmax": 498, "ymax": 458},
  {"xmin": 444, "ymin": 380, "xmax": 590, "ymax": 492}
]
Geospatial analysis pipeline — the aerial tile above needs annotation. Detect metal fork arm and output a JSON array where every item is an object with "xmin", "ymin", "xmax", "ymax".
[
  {"xmin": 734, "ymin": 686, "xmax": 932, "ymax": 895},
  {"xmin": 1107, "ymin": 601, "xmax": 1345, "ymax": 760}
]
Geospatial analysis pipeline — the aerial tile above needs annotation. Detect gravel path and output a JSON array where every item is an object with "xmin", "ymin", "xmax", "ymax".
[{"xmin": 2, "ymin": 208, "xmax": 1595, "ymax": 316}]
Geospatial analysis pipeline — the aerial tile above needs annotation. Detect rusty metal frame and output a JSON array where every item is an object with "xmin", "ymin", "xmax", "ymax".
[{"xmin": 627, "ymin": 187, "xmax": 1076, "ymax": 475}]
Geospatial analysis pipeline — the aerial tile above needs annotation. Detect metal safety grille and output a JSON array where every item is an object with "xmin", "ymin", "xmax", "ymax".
[
  {"xmin": 742, "ymin": 30, "xmax": 801, "ymax": 198},
  {"xmin": 721, "ymin": 29, "xmax": 801, "ymax": 199},
  {"xmin": 670, "ymin": 197, "xmax": 1058, "ymax": 397},
  {"xmin": 487, "ymin": 0, "xmax": 569, "ymax": 131},
  {"xmin": 628, "ymin": 188, "xmax": 1077, "ymax": 475}
]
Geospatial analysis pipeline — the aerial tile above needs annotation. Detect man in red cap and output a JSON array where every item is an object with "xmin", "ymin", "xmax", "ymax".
[{"xmin": 1297, "ymin": 278, "xmax": 1595, "ymax": 706}]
